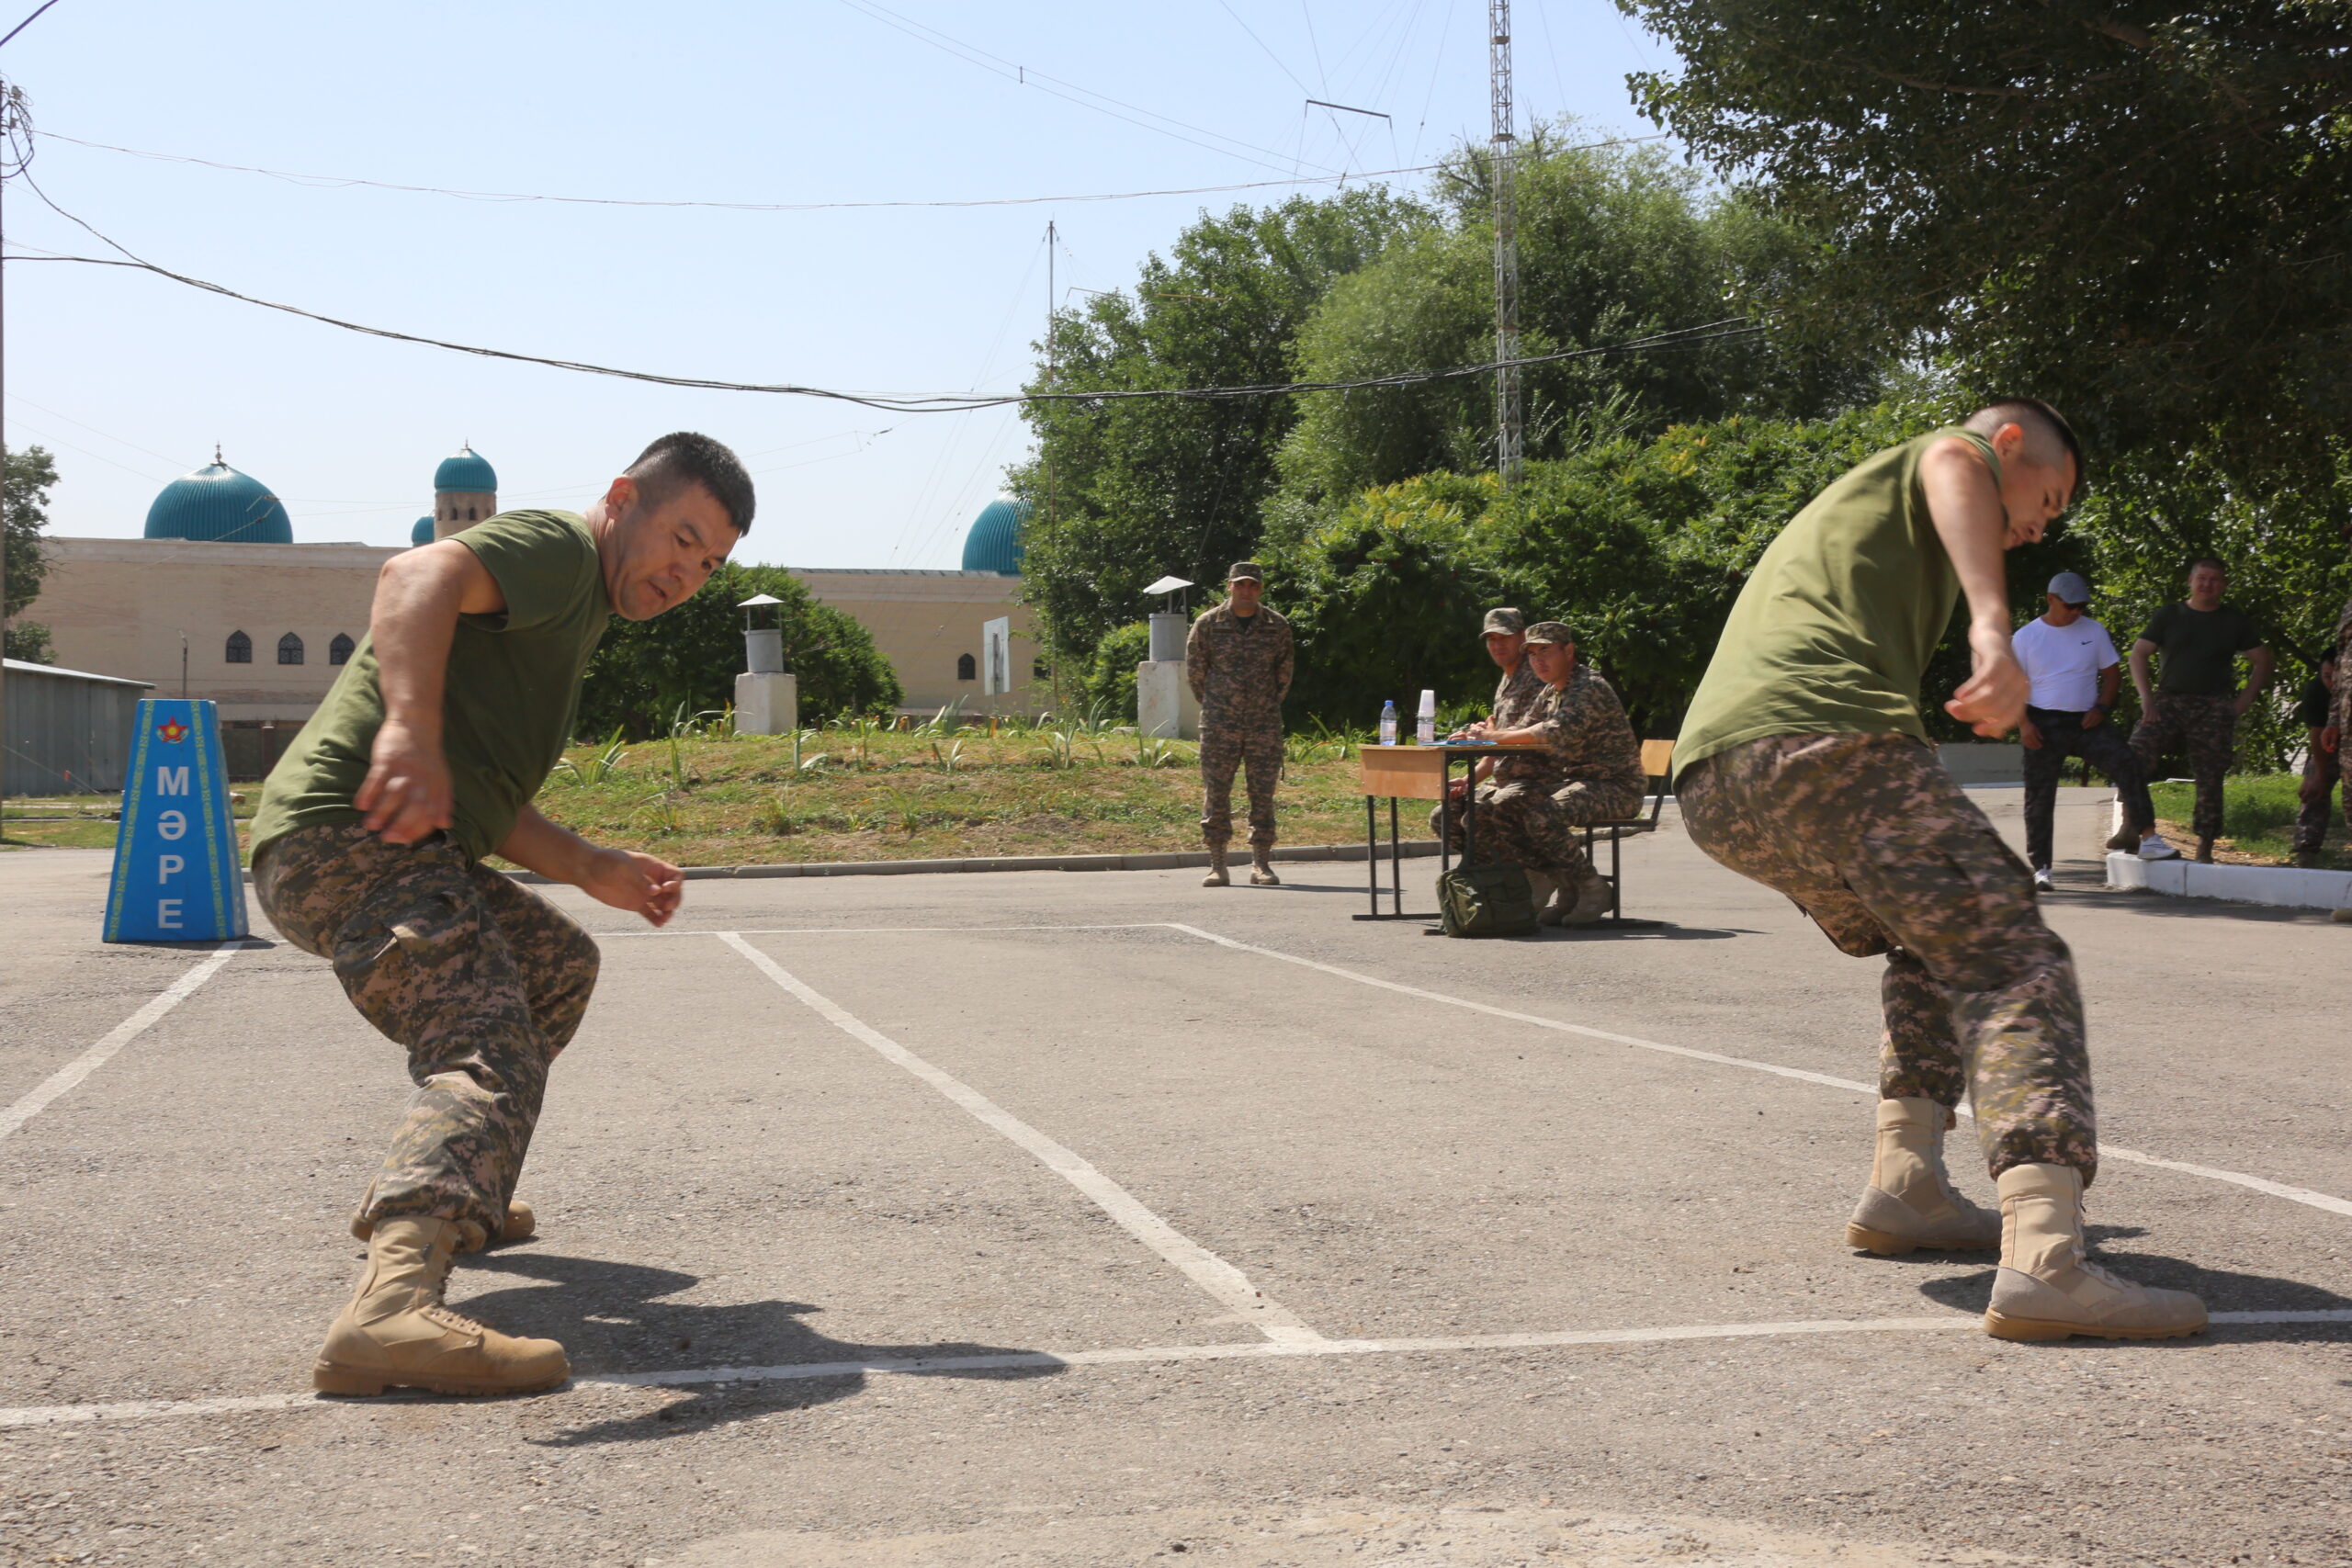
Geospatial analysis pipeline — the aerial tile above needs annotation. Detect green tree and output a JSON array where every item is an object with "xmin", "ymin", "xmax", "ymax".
[
  {"xmin": 5, "ymin": 445, "xmax": 58, "ymax": 663},
  {"xmin": 1618, "ymin": 1, "xmax": 2352, "ymax": 469},
  {"xmin": 1274, "ymin": 130, "xmax": 1876, "ymax": 504},
  {"xmin": 1012, "ymin": 187, "xmax": 1428, "ymax": 662},
  {"xmin": 576, "ymin": 563, "xmax": 901, "ymax": 739}
]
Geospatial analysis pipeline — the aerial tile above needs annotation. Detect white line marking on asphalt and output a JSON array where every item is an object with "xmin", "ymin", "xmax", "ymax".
[
  {"xmin": 0, "ymin": 942, "xmax": 245, "ymax": 1143},
  {"xmin": 607, "ymin": 923, "xmax": 1170, "ymax": 938},
  {"xmin": 3, "ymin": 1310, "xmax": 2344, "ymax": 1431},
  {"xmin": 1168, "ymin": 924, "xmax": 2352, "ymax": 1223},
  {"xmin": 717, "ymin": 931, "xmax": 1322, "ymax": 1346}
]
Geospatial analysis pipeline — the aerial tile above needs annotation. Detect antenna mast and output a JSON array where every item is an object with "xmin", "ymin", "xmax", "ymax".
[{"xmin": 1487, "ymin": 0, "xmax": 1523, "ymax": 486}]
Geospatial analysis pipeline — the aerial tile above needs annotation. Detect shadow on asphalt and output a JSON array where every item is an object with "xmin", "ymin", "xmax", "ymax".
[{"xmin": 458, "ymin": 1250, "xmax": 1064, "ymax": 1445}]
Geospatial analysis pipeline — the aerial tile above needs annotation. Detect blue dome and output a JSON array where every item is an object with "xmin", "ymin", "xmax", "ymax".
[
  {"xmin": 143, "ymin": 461, "xmax": 293, "ymax": 544},
  {"xmin": 411, "ymin": 515, "xmax": 435, "ymax": 546},
  {"xmin": 434, "ymin": 444, "xmax": 497, "ymax": 492},
  {"xmin": 960, "ymin": 497, "xmax": 1026, "ymax": 575}
]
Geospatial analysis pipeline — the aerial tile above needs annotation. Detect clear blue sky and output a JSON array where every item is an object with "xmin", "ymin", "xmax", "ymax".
[{"xmin": 3, "ymin": 0, "xmax": 1670, "ymax": 569}]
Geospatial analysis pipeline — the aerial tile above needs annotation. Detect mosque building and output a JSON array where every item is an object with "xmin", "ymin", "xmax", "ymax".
[{"xmin": 23, "ymin": 445, "xmax": 1038, "ymax": 779}]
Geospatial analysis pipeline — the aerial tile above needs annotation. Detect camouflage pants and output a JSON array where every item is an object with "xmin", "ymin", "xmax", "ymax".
[
  {"xmin": 2129, "ymin": 692, "xmax": 2236, "ymax": 841},
  {"xmin": 254, "ymin": 822, "xmax": 600, "ymax": 1246},
  {"xmin": 1201, "ymin": 723, "xmax": 1282, "ymax": 851},
  {"xmin": 2295, "ymin": 742, "xmax": 2342, "ymax": 859},
  {"xmin": 1430, "ymin": 779, "xmax": 1581, "ymax": 873},
  {"xmin": 1679, "ymin": 734, "xmax": 2096, "ymax": 1181}
]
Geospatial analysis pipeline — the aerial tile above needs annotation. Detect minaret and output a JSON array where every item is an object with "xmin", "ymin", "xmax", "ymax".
[{"xmin": 432, "ymin": 442, "xmax": 499, "ymax": 539}]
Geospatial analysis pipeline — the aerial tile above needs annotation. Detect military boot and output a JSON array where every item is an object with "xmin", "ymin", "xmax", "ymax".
[
  {"xmin": 1249, "ymin": 848, "xmax": 1282, "ymax": 886},
  {"xmin": 1844, "ymin": 1098, "xmax": 1999, "ymax": 1255},
  {"xmin": 313, "ymin": 1216, "xmax": 570, "ymax": 1396},
  {"xmin": 1983, "ymin": 1164, "xmax": 2207, "ymax": 1342},
  {"xmin": 1547, "ymin": 863, "xmax": 1614, "ymax": 927},
  {"xmin": 1202, "ymin": 847, "xmax": 1230, "ymax": 887},
  {"xmin": 1522, "ymin": 868, "xmax": 1558, "ymax": 920},
  {"xmin": 352, "ymin": 1198, "xmax": 534, "ymax": 1249},
  {"xmin": 2196, "ymin": 835, "xmax": 2216, "ymax": 863}
]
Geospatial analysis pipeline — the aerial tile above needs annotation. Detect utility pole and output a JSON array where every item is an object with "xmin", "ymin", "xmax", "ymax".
[
  {"xmin": 1487, "ymin": 0, "xmax": 1523, "ymax": 487},
  {"xmin": 0, "ymin": 80, "xmax": 17, "ymax": 818},
  {"xmin": 1043, "ymin": 219, "xmax": 1064, "ymax": 714}
]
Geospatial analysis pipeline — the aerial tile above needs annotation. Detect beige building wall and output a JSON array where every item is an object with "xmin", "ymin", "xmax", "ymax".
[
  {"xmin": 28, "ymin": 536, "xmax": 400, "ymax": 725},
  {"xmin": 792, "ymin": 569, "xmax": 1044, "ymax": 716}
]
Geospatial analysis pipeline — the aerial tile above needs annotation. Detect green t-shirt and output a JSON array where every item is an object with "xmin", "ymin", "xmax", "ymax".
[
  {"xmin": 2138, "ymin": 603, "xmax": 2264, "ymax": 696},
  {"xmin": 1676, "ymin": 428, "xmax": 1998, "ymax": 773},
  {"xmin": 252, "ymin": 510, "xmax": 612, "ymax": 864}
]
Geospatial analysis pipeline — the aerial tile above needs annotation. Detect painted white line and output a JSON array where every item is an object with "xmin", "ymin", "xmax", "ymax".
[
  {"xmin": 4, "ymin": 1309, "xmax": 2345, "ymax": 1431},
  {"xmin": 0, "ymin": 941, "xmax": 245, "ymax": 1143},
  {"xmin": 718, "ymin": 932, "xmax": 1322, "ymax": 1346},
  {"xmin": 607, "ymin": 923, "xmax": 1170, "ymax": 939},
  {"xmin": 1169, "ymin": 924, "xmax": 2352, "ymax": 1224}
]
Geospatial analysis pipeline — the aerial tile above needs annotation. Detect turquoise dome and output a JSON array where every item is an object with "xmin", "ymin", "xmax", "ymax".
[
  {"xmin": 411, "ymin": 515, "xmax": 435, "ymax": 546},
  {"xmin": 434, "ymin": 444, "xmax": 497, "ymax": 492},
  {"xmin": 143, "ymin": 461, "xmax": 293, "ymax": 544},
  {"xmin": 960, "ymin": 497, "xmax": 1026, "ymax": 575}
]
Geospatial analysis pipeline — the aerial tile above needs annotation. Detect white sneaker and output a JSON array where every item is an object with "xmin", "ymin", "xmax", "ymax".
[
  {"xmin": 2032, "ymin": 867, "xmax": 2054, "ymax": 892},
  {"xmin": 2138, "ymin": 834, "xmax": 2182, "ymax": 861}
]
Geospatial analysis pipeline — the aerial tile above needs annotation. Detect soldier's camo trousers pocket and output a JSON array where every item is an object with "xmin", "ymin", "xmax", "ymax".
[{"xmin": 330, "ymin": 888, "xmax": 473, "ymax": 1041}]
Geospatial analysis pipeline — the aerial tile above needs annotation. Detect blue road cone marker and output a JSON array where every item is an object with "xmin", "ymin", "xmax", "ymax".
[{"xmin": 103, "ymin": 698, "xmax": 250, "ymax": 943}]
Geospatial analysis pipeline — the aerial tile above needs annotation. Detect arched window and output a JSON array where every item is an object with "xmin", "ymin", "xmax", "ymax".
[
  {"xmin": 466, "ymin": 505, "xmax": 478, "ymax": 522},
  {"xmin": 224, "ymin": 630, "xmax": 252, "ymax": 664},
  {"xmin": 329, "ymin": 633, "xmax": 356, "ymax": 666},
  {"xmin": 277, "ymin": 632, "xmax": 304, "ymax": 666},
  {"xmin": 956, "ymin": 652, "xmax": 977, "ymax": 682}
]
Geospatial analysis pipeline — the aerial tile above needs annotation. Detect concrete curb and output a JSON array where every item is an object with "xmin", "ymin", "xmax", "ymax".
[
  {"xmin": 504, "ymin": 840, "xmax": 1445, "ymax": 885},
  {"xmin": 2106, "ymin": 851, "xmax": 2352, "ymax": 912}
]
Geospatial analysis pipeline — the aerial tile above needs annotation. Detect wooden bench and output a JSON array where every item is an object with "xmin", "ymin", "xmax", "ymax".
[{"xmin": 1573, "ymin": 739, "xmax": 1674, "ymax": 925}]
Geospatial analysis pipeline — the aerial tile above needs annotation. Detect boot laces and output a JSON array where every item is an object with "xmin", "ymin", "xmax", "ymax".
[{"xmin": 423, "ymin": 1302, "xmax": 493, "ymax": 1337}]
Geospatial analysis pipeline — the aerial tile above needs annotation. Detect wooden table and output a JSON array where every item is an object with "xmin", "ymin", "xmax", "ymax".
[{"xmin": 1353, "ymin": 742, "xmax": 1499, "ymax": 920}]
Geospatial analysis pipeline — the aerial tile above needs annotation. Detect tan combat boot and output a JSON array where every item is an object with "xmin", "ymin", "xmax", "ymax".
[
  {"xmin": 1522, "ymin": 868, "xmax": 1558, "ymax": 920},
  {"xmin": 314, "ymin": 1216, "xmax": 570, "ymax": 1396},
  {"xmin": 1545, "ymin": 863, "xmax": 1613, "ymax": 927},
  {"xmin": 1202, "ymin": 846, "xmax": 1230, "ymax": 887},
  {"xmin": 1249, "ymin": 849, "xmax": 1281, "ymax": 886},
  {"xmin": 1844, "ymin": 1098, "xmax": 1999, "ymax": 1255},
  {"xmin": 1983, "ymin": 1164, "xmax": 2208, "ymax": 1342},
  {"xmin": 352, "ymin": 1197, "xmax": 534, "ymax": 1249}
]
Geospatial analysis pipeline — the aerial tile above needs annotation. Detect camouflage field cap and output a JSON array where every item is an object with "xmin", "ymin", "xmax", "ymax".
[
  {"xmin": 1522, "ymin": 620, "xmax": 1577, "ymax": 647},
  {"xmin": 1227, "ymin": 560, "xmax": 1264, "ymax": 582},
  {"xmin": 1482, "ymin": 607, "xmax": 1526, "ymax": 637}
]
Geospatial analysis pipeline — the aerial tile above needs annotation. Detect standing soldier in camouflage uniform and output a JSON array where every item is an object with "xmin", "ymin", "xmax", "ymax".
[
  {"xmin": 1674, "ymin": 400, "xmax": 2204, "ymax": 1343},
  {"xmin": 2126, "ymin": 558, "xmax": 2272, "ymax": 863},
  {"xmin": 249, "ymin": 433, "xmax": 756, "ymax": 1396},
  {"xmin": 2291, "ymin": 647, "xmax": 2337, "ymax": 867},
  {"xmin": 1187, "ymin": 561, "xmax": 1294, "ymax": 886}
]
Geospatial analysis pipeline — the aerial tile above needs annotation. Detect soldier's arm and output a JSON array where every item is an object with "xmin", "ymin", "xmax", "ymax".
[
  {"xmin": 1275, "ymin": 620, "xmax": 1295, "ymax": 701},
  {"xmin": 357, "ymin": 541, "xmax": 507, "ymax": 845},
  {"xmin": 1185, "ymin": 617, "xmax": 1212, "ymax": 701},
  {"xmin": 2236, "ymin": 644, "xmax": 2274, "ymax": 716},
  {"xmin": 500, "ymin": 805, "xmax": 684, "ymax": 926},
  {"xmin": 1921, "ymin": 435, "xmax": 2027, "ymax": 739}
]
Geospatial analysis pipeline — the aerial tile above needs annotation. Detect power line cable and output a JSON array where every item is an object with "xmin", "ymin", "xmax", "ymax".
[
  {"xmin": 0, "ymin": 0, "xmax": 62, "ymax": 51},
  {"xmin": 6, "ymin": 177, "xmax": 1763, "ymax": 412},
  {"xmin": 36, "ymin": 129, "xmax": 1463, "ymax": 212}
]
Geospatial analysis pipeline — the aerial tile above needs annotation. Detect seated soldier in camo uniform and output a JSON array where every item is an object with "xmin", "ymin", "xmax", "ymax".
[
  {"xmin": 1674, "ymin": 399, "xmax": 2204, "ymax": 1343},
  {"xmin": 1434, "ymin": 607, "xmax": 1569, "ymax": 914}
]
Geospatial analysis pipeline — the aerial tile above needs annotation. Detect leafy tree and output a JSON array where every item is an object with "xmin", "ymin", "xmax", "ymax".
[
  {"xmin": 1012, "ymin": 188, "xmax": 1428, "ymax": 661},
  {"xmin": 576, "ymin": 563, "xmax": 901, "ymax": 739},
  {"xmin": 1077, "ymin": 620, "xmax": 1153, "ymax": 718},
  {"xmin": 1617, "ymin": 1, "xmax": 2352, "ymax": 469},
  {"xmin": 1274, "ymin": 130, "xmax": 1877, "ymax": 504},
  {"xmin": 4, "ymin": 445, "xmax": 57, "ymax": 663}
]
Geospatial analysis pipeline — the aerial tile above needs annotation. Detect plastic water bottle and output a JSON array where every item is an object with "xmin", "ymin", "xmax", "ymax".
[
  {"xmin": 1378, "ymin": 700, "xmax": 1397, "ymax": 747},
  {"xmin": 1416, "ymin": 689, "xmax": 1437, "ymax": 747}
]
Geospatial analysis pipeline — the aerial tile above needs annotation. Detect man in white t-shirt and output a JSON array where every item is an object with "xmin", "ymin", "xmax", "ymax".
[{"xmin": 2013, "ymin": 571, "xmax": 2159, "ymax": 889}]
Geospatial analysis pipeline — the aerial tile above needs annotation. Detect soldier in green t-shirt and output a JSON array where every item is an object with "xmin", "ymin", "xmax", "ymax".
[
  {"xmin": 250, "ymin": 433, "xmax": 755, "ymax": 1397},
  {"xmin": 1676, "ymin": 400, "xmax": 2204, "ymax": 1344},
  {"xmin": 2126, "ymin": 557, "xmax": 2273, "ymax": 862}
]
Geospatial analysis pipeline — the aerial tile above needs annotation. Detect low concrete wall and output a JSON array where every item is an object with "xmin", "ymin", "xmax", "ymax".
[{"xmin": 2107, "ymin": 852, "xmax": 2352, "ymax": 911}]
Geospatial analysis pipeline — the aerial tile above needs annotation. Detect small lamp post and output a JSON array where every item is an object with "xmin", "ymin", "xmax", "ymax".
[{"xmin": 733, "ymin": 592, "xmax": 798, "ymax": 736}]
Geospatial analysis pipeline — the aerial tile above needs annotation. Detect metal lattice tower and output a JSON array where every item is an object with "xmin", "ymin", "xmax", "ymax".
[{"xmin": 1487, "ymin": 0, "xmax": 1522, "ymax": 485}]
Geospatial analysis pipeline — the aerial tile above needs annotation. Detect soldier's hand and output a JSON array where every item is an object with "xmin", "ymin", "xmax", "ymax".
[
  {"xmin": 356, "ymin": 720, "xmax": 456, "ymax": 845},
  {"xmin": 582, "ymin": 849, "xmax": 685, "ymax": 926},
  {"xmin": 1946, "ymin": 633, "xmax": 2030, "ymax": 739},
  {"xmin": 2019, "ymin": 718, "xmax": 2042, "ymax": 750}
]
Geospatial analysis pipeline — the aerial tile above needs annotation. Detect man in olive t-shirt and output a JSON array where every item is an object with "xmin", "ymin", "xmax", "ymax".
[
  {"xmin": 250, "ymin": 433, "xmax": 754, "ymax": 1398},
  {"xmin": 1676, "ymin": 400, "xmax": 2204, "ymax": 1344},
  {"xmin": 2127, "ymin": 557, "xmax": 2272, "ymax": 861}
]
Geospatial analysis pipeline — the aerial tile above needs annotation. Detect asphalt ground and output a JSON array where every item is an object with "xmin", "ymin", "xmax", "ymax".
[{"xmin": 1, "ymin": 786, "xmax": 2346, "ymax": 1567}]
